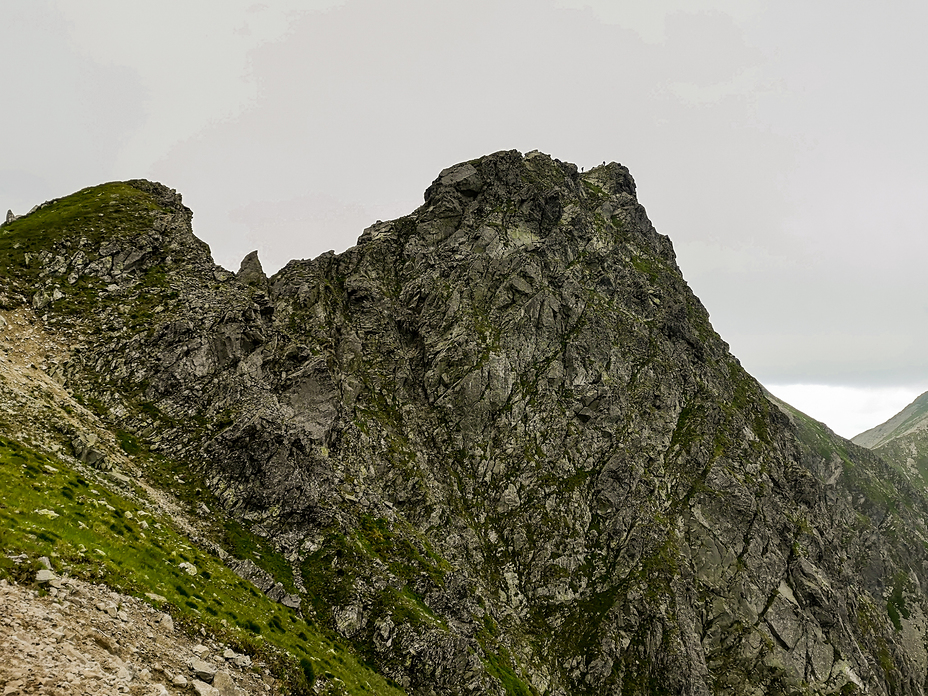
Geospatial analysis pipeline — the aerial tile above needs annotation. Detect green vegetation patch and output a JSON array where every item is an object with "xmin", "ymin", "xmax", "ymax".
[
  {"xmin": 301, "ymin": 518, "xmax": 451, "ymax": 643},
  {"xmin": 629, "ymin": 251, "xmax": 663, "ymax": 284},
  {"xmin": 480, "ymin": 644, "xmax": 536, "ymax": 696},
  {"xmin": 0, "ymin": 435, "xmax": 404, "ymax": 696},
  {"xmin": 887, "ymin": 572, "xmax": 912, "ymax": 631},
  {"xmin": 579, "ymin": 178, "xmax": 608, "ymax": 202},
  {"xmin": 357, "ymin": 515, "xmax": 449, "ymax": 587},
  {"xmin": 116, "ymin": 430, "xmax": 143, "ymax": 456},
  {"xmin": 223, "ymin": 517, "xmax": 297, "ymax": 594},
  {"xmin": 0, "ymin": 183, "xmax": 163, "ymax": 278},
  {"xmin": 301, "ymin": 530, "xmax": 363, "ymax": 619}
]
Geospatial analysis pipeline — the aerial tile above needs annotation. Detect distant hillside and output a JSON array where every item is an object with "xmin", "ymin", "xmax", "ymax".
[
  {"xmin": 853, "ymin": 391, "xmax": 928, "ymax": 490},
  {"xmin": 852, "ymin": 391, "xmax": 928, "ymax": 449}
]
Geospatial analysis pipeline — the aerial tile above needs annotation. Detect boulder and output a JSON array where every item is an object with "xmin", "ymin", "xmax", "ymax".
[
  {"xmin": 189, "ymin": 658, "xmax": 217, "ymax": 682},
  {"xmin": 212, "ymin": 671, "xmax": 240, "ymax": 696},
  {"xmin": 192, "ymin": 680, "xmax": 219, "ymax": 696}
]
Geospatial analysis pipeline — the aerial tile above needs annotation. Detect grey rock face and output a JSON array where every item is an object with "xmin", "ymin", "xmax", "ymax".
[
  {"xmin": 236, "ymin": 250, "xmax": 267, "ymax": 287},
  {"xmin": 226, "ymin": 558, "xmax": 300, "ymax": 609},
  {"xmin": 212, "ymin": 671, "xmax": 241, "ymax": 696},
  {"xmin": 22, "ymin": 152, "xmax": 928, "ymax": 695},
  {"xmin": 71, "ymin": 436, "xmax": 109, "ymax": 470},
  {"xmin": 228, "ymin": 558, "xmax": 274, "ymax": 592},
  {"xmin": 192, "ymin": 679, "xmax": 219, "ymax": 696}
]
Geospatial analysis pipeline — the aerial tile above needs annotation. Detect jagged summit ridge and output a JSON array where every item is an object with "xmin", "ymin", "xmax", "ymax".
[
  {"xmin": 347, "ymin": 150, "xmax": 659, "ymax": 266},
  {"xmin": 3, "ymin": 150, "xmax": 928, "ymax": 695}
]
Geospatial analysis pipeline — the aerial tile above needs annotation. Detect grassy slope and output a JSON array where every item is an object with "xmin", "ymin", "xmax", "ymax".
[
  {"xmin": 0, "ymin": 183, "xmax": 405, "ymax": 696},
  {"xmin": 0, "ymin": 183, "xmax": 160, "ymax": 273},
  {"xmin": 0, "ymin": 434, "xmax": 404, "ymax": 696}
]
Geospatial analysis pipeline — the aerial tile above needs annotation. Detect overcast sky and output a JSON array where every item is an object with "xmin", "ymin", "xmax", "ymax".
[{"xmin": 3, "ymin": 0, "xmax": 927, "ymax": 438}]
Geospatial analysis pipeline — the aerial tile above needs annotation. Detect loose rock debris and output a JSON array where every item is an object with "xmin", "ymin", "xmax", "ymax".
[{"xmin": 0, "ymin": 576, "xmax": 274, "ymax": 695}]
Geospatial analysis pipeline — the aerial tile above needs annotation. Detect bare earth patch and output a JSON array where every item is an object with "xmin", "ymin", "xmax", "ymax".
[{"xmin": 0, "ymin": 576, "xmax": 275, "ymax": 696}]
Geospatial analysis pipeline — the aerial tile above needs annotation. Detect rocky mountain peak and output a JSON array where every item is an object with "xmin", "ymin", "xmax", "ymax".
[
  {"xmin": 125, "ymin": 179, "xmax": 189, "ymax": 215},
  {"xmin": 416, "ymin": 150, "xmax": 641, "ymax": 251},
  {"xmin": 4, "ymin": 153, "xmax": 928, "ymax": 695},
  {"xmin": 236, "ymin": 250, "xmax": 268, "ymax": 287}
]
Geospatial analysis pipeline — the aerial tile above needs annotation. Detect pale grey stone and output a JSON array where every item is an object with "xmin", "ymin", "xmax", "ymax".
[
  {"xmin": 191, "ymin": 679, "xmax": 219, "ymax": 696},
  {"xmin": 212, "ymin": 671, "xmax": 240, "ymax": 696},
  {"xmin": 189, "ymin": 658, "xmax": 216, "ymax": 682}
]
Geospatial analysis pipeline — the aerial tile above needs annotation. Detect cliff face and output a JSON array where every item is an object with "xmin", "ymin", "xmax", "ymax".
[{"xmin": 4, "ymin": 151, "xmax": 928, "ymax": 695}]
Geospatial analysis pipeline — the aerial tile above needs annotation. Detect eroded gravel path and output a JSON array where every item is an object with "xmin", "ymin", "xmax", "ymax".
[{"xmin": 0, "ymin": 577, "xmax": 275, "ymax": 696}]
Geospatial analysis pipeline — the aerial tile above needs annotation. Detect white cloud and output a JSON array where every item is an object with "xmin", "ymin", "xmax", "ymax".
[
  {"xmin": 5, "ymin": 0, "xmax": 928, "ymax": 393},
  {"xmin": 766, "ymin": 384, "xmax": 928, "ymax": 440},
  {"xmin": 52, "ymin": 0, "xmax": 343, "ymax": 174},
  {"xmin": 551, "ymin": 0, "xmax": 765, "ymax": 42},
  {"xmin": 229, "ymin": 191, "xmax": 380, "ymax": 271}
]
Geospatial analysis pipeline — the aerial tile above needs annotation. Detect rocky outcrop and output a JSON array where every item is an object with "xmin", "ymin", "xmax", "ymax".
[
  {"xmin": 236, "ymin": 251, "xmax": 268, "ymax": 288},
  {"xmin": 228, "ymin": 558, "xmax": 301, "ymax": 610},
  {"xmin": 7, "ymin": 150, "xmax": 928, "ymax": 695},
  {"xmin": 71, "ymin": 434, "xmax": 109, "ymax": 470}
]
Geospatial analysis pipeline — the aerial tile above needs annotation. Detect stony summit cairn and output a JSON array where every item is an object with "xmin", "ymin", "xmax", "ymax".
[{"xmin": 2, "ymin": 150, "xmax": 928, "ymax": 695}]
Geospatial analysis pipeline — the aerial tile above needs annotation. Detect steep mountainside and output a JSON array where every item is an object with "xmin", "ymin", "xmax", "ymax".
[
  {"xmin": 853, "ymin": 391, "xmax": 928, "ymax": 488},
  {"xmin": 4, "ymin": 150, "xmax": 928, "ymax": 696}
]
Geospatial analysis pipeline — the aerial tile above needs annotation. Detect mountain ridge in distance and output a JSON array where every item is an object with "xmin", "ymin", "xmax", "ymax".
[
  {"xmin": 853, "ymin": 390, "xmax": 928, "ymax": 449},
  {"xmin": 852, "ymin": 390, "xmax": 928, "ymax": 494}
]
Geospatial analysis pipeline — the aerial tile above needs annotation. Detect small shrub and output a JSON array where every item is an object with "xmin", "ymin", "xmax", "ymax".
[
  {"xmin": 299, "ymin": 657, "xmax": 315, "ymax": 686},
  {"xmin": 241, "ymin": 619, "xmax": 262, "ymax": 634}
]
